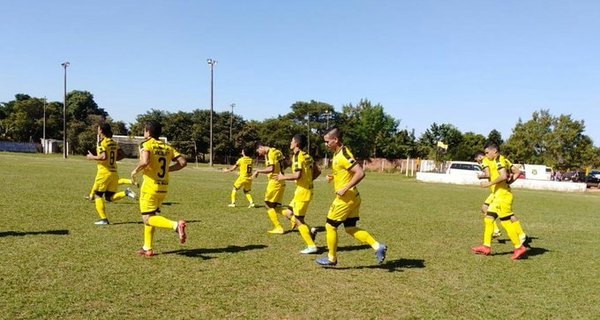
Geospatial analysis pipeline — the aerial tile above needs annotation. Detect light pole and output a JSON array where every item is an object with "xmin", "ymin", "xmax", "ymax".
[
  {"xmin": 306, "ymin": 113, "xmax": 310, "ymax": 153},
  {"xmin": 207, "ymin": 58, "xmax": 217, "ymax": 166},
  {"xmin": 61, "ymin": 61, "xmax": 70, "ymax": 159},
  {"xmin": 42, "ymin": 97, "xmax": 47, "ymax": 153},
  {"xmin": 229, "ymin": 103, "xmax": 235, "ymax": 142},
  {"xmin": 323, "ymin": 110, "xmax": 331, "ymax": 167}
]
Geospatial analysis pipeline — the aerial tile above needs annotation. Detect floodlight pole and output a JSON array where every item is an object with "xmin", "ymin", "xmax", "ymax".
[
  {"xmin": 207, "ymin": 58, "xmax": 217, "ymax": 166},
  {"xmin": 229, "ymin": 103, "xmax": 235, "ymax": 142},
  {"xmin": 61, "ymin": 61, "xmax": 70, "ymax": 159}
]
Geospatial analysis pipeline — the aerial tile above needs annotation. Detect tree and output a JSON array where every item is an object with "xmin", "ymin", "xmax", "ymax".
[
  {"xmin": 504, "ymin": 109, "xmax": 596, "ymax": 168},
  {"xmin": 339, "ymin": 99, "xmax": 399, "ymax": 159},
  {"xmin": 417, "ymin": 123, "xmax": 463, "ymax": 161},
  {"xmin": 487, "ymin": 129, "xmax": 504, "ymax": 147}
]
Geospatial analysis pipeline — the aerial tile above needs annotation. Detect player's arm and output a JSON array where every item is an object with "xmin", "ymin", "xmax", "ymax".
[
  {"xmin": 86, "ymin": 150, "xmax": 106, "ymax": 161},
  {"xmin": 169, "ymin": 155, "xmax": 187, "ymax": 172},
  {"xmin": 336, "ymin": 163, "xmax": 365, "ymax": 196},
  {"xmin": 477, "ymin": 167, "xmax": 490, "ymax": 179},
  {"xmin": 277, "ymin": 169, "xmax": 301, "ymax": 181},
  {"xmin": 312, "ymin": 164, "xmax": 321, "ymax": 180},
  {"xmin": 480, "ymin": 167, "xmax": 508, "ymax": 188},
  {"xmin": 252, "ymin": 165, "xmax": 274, "ymax": 178},
  {"xmin": 222, "ymin": 164, "xmax": 239, "ymax": 173},
  {"xmin": 130, "ymin": 149, "xmax": 150, "ymax": 181},
  {"xmin": 507, "ymin": 165, "xmax": 522, "ymax": 184}
]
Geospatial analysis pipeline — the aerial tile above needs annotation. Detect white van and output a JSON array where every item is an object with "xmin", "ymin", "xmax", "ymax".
[{"xmin": 446, "ymin": 161, "xmax": 482, "ymax": 176}]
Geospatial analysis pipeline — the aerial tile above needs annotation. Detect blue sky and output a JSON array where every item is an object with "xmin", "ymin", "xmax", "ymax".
[{"xmin": 1, "ymin": 1, "xmax": 599, "ymax": 145}]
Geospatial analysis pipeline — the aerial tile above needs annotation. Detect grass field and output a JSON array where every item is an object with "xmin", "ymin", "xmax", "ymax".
[{"xmin": 1, "ymin": 152, "xmax": 600, "ymax": 319}]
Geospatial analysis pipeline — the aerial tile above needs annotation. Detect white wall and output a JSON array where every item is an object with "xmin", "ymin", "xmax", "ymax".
[{"xmin": 416, "ymin": 172, "xmax": 587, "ymax": 192}]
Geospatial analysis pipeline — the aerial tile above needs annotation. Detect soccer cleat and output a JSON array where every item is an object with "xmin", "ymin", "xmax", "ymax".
[
  {"xmin": 492, "ymin": 231, "xmax": 502, "ymax": 239},
  {"xmin": 471, "ymin": 245, "xmax": 491, "ymax": 255},
  {"xmin": 247, "ymin": 203, "xmax": 255, "ymax": 208},
  {"xmin": 136, "ymin": 248, "xmax": 154, "ymax": 257},
  {"xmin": 511, "ymin": 245, "xmax": 527, "ymax": 260},
  {"xmin": 310, "ymin": 227, "xmax": 318, "ymax": 242},
  {"xmin": 228, "ymin": 203, "xmax": 236, "ymax": 208},
  {"xmin": 84, "ymin": 195, "xmax": 95, "ymax": 202},
  {"xmin": 94, "ymin": 219, "xmax": 109, "ymax": 225},
  {"xmin": 177, "ymin": 220, "xmax": 187, "ymax": 244},
  {"xmin": 315, "ymin": 257, "xmax": 337, "ymax": 266},
  {"xmin": 375, "ymin": 243, "xmax": 387, "ymax": 264},
  {"xmin": 125, "ymin": 188, "xmax": 136, "ymax": 199},
  {"xmin": 300, "ymin": 246, "xmax": 318, "ymax": 254},
  {"xmin": 267, "ymin": 227, "xmax": 284, "ymax": 235}
]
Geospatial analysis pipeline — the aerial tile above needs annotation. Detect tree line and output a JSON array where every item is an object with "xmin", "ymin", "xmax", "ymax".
[{"xmin": 1, "ymin": 92, "xmax": 599, "ymax": 169}]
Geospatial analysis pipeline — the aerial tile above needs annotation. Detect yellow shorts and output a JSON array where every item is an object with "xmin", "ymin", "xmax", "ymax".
[
  {"xmin": 94, "ymin": 173, "xmax": 119, "ymax": 193},
  {"xmin": 264, "ymin": 179, "xmax": 285, "ymax": 204},
  {"xmin": 483, "ymin": 193, "xmax": 494, "ymax": 206},
  {"xmin": 289, "ymin": 198, "xmax": 311, "ymax": 217},
  {"xmin": 233, "ymin": 177, "xmax": 252, "ymax": 192},
  {"xmin": 139, "ymin": 191, "xmax": 167, "ymax": 214},
  {"xmin": 326, "ymin": 191, "xmax": 361, "ymax": 222},
  {"xmin": 487, "ymin": 190, "xmax": 513, "ymax": 218}
]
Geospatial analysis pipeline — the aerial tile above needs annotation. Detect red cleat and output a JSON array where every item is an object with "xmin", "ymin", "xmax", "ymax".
[
  {"xmin": 177, "ymin": 220, "xmax": 187, "ymax": 244},
  {"xmin": 471, "ymin": 245, "xmax": 491, "ymax": 255},
  {"xmin": 511, "ymin": 245, "xmax": 527, "ymax": 260},
  {"xmin": 136, "ymin": 248, "xmax": 154, "ymax": 258}
]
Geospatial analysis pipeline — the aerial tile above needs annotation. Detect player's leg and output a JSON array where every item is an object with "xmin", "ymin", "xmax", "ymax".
[
  {"xmin": 482, "ymin": 194, "xmax": 501, "ymax": 237},
  {"xmin": 342, "ymin": 196, "xmax": 387, "ymax": 264},
  {"xmin": 264, "ymin": 181, "xmax": 285, "ymax": 234},
  {"xmin": 243, "ymin": 180, "xmax": 255, "ymax": 207},
  {"xmin": 294, "ymin": 201, "xmax": 317, "ymax": 253},
  {"xmin": 92, "ymin": 175, "xmax": 110, "ymax": 224},
  {"xmin": 316, "ymin": 198, "xmax": 345, "ymax": 266}
]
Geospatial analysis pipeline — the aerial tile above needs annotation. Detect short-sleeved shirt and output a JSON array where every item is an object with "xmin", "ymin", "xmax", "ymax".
[
  {"xmin": 139, "ymin": 138, "xmax": 181, "ymax": 194},
  {"xmin": 96, "ymin": 137, "xmax": 119, "ymax": 176},
  {"xmin": 292, "ymin": 150, "xmax": 314, "ymax": 202},
  {"xmin": 265, "ymin": 148, "xmax": 285, "ymax": 180},
  {"xmin": 236, "ymin": 156, "xmax": 254, "ymax": 180},
  {"xmin": 481, "ymin": 155, "xmax": 511, "ymax": 194},
  {"xmin": 331, "ymin": 146, "xmax": 359, "ymax": 198}
]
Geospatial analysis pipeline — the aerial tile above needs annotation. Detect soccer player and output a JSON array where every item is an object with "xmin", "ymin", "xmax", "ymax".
[
  {"xmin": 471, "ymin": 142, "xmax": 527, "ymax": 260},
  {"xmin": 473, "ymin": 151, "xmax": 502, "ymax": 238},
  {"xmin": 276, "ymin": 134, "xmax": 321, "ymax": 254},
  {"xmin": 252, "ymin": 141, "xmax": 287, "ymax": 234},
  {"xmin": 86, "ymin": 123, "xmax": 134, "ymax": 225},
  {"xmin": 315, "ymin": 128, "xmax": 387, "ymax": 266},
  {"xmin": 474, "ymin": 150, "xmax": 528, "ymax": 246},
  {"xmin": 130, "ymin": 121, "xmax": 187, "ymax": 257},
  {"xmin": 222, "ymin": 147, "xmax": 256, "ymax": 208}
]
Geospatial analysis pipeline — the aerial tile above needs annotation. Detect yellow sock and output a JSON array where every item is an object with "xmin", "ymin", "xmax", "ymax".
[
  {"xmin": 511, "ymin": 219, "xmax": 525, "ymax": 238},
  {"xmin": 325, "ymin": 224, "xmax": 338, "ymax": 262},
  {"xmin": 266, "ymin": 208, "xmax": 282, "ymax": 229},
  {"xmin": 143, "ymin": 225, "xmax": 155, "ymax": 250},
  {"xmin": 345, "ymin": 226, "xmax": 378, "ymax": 249},
  {"xmin": 94, "ymin": 198, "xmax": 107, "ymax": 219},
  {"xmin": 298, "ymin": 224, "xmax": 315, "ymax": 247},
  {"xmin": 500, "ymin": 220, "xmax": 521, "ymax": 248},
  {"xmin": 493, "ymin": 220, "xmax": 501, "ymax": 234},
  {"xmin": 245, "ymin": 193, "xmax": 254, "ymax": 204},
  {"xmin": 118, "ymin": 178, "xmax": 132, "ymax": 185},
  {"xmin": 230, "ymin": 189, "xmax": 237, "ymax": 204},
  {"xmin": 148, "ymin": 215, "xmax": 177, "ymax": 230},
  {"xmin": 483, "ymin": 217, "xmax": 494, "ymax": 247},
  {"xmin": 111, "ymin": 191, "xmax": 126, "ymax": 202}
]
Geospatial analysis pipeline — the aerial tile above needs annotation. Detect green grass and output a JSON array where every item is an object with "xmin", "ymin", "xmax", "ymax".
[{"xmin": 1, "ymin": 152, "xmax": 600, "ymax": 319}]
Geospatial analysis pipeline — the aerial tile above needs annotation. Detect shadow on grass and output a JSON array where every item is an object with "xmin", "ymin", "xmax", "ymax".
[
  {"xmin": 111, "ymin": 219, "xmax": 202, "ymax": 226},
  {"xmin": 0, "ymin": 229, "xmax": 69, "ymax": 237},
  {"xmin": 329, "ymin": 258, "xmax": 426, "ymax": 272},
  {"xmin": 162, "ymin": 244, "xmax": 268, "ymax": 260}
]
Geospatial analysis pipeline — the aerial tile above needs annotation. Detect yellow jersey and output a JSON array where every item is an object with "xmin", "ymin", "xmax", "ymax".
[
  {"xmin": 96, "ymin": 137, "xmax": 119, "ymax": 175},
  {"xmin": 236, "ymin": 156, "xmax": 253, "ymax": 179},
  {"xmin": 331, "ymin": 146, "xmax": 358, "ymax": 193},
  {"xmin": 483, "ymin": 155, "xmax": 511, "ymax": 193},
  {"xmin": 292, "ymin": 150, "xmax": 314, "ymax": 201},
  {"xmin": 265, "ymin": 148, "xmax": 285, "ymax": 180},
  {"xmin": 139, "ymin": 137, "xmax": 181, "ymax": 194}
]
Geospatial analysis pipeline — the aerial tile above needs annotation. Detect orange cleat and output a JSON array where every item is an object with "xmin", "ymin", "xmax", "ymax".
[
  {"xmin": 511, "ymin": 245, "xmax": 527, "ymax": 260},
  {"xmin": 471, "ymin": 245, "xmax": 491, "ymax": 255}
]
